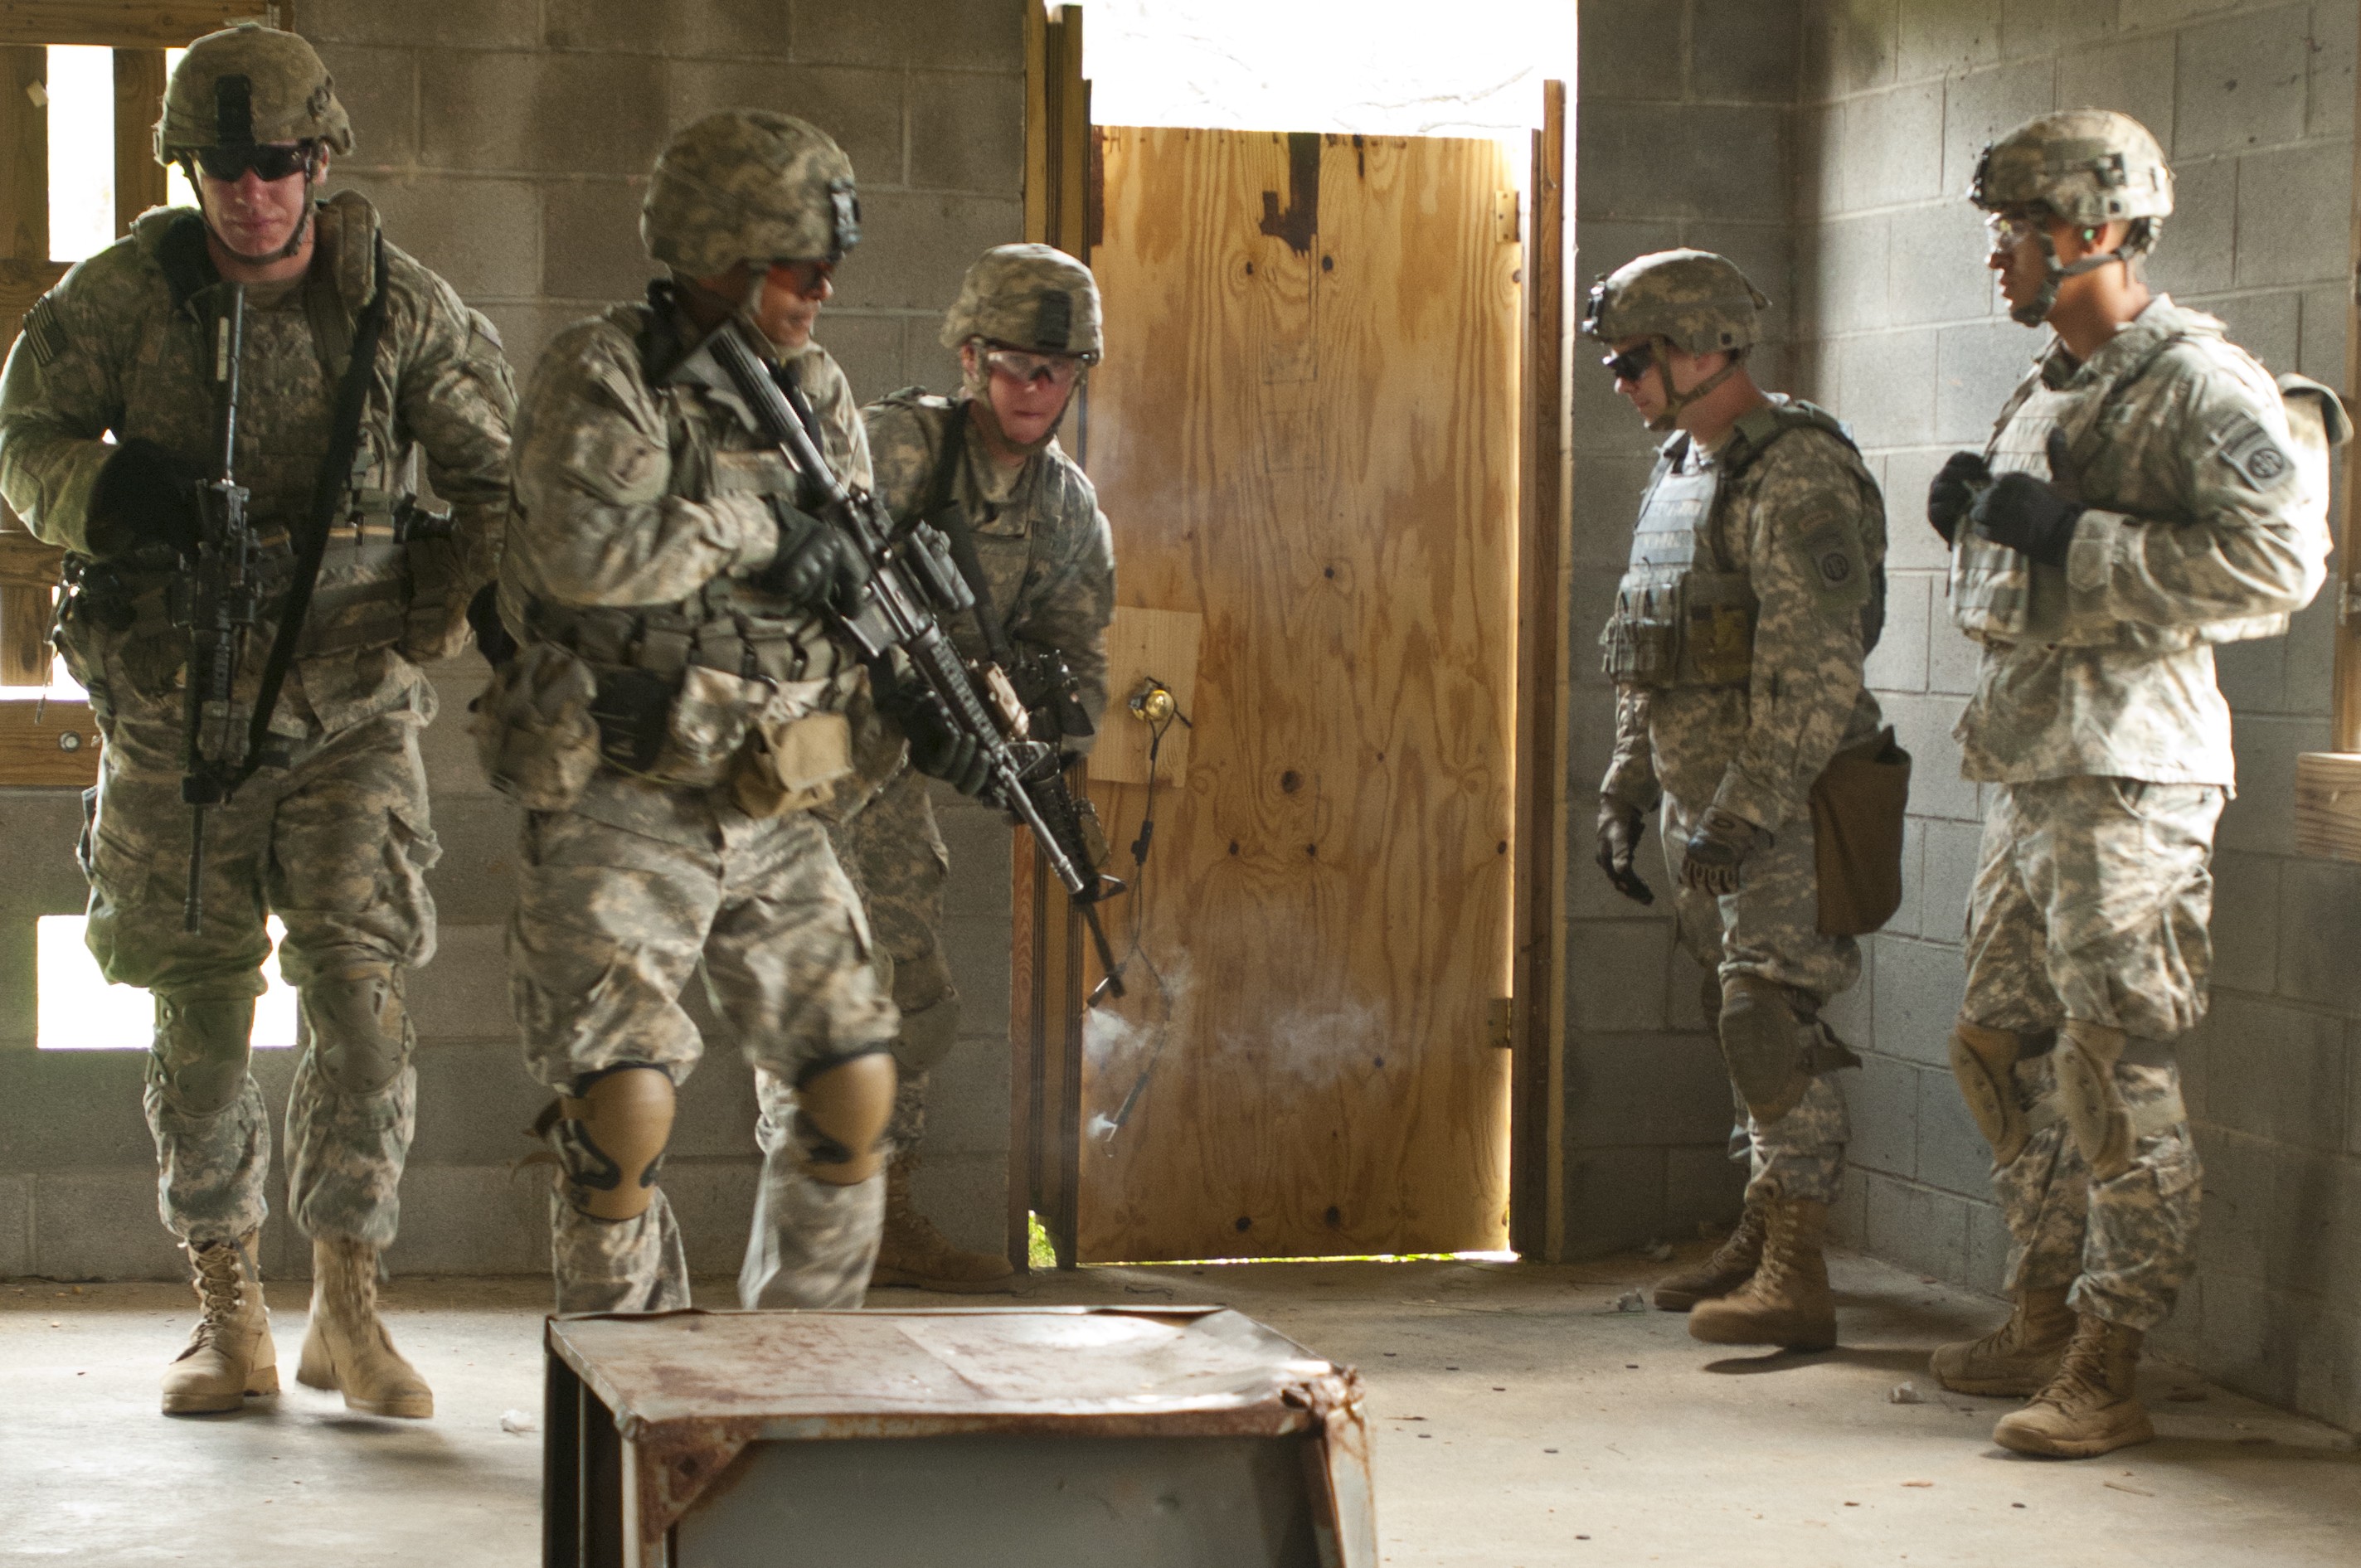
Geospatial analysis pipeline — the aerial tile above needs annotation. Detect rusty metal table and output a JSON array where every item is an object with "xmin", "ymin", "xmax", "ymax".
[{"xmin": 543, "ymin": 1305, "xmax": 1375, "ymax": 1568}]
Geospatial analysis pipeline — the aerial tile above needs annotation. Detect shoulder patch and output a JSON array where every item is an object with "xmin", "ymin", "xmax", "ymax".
[
  {"xmin": 2216, "ymin": 412, "xmax": 2293, "ymax": 491},
  {"xmin": 1786, "ymin": 512, "xmax": 1872, "ymax": 615},
  {"xmin": 22, "ymin": 296, "xmax": 66, "ymax": 367},
  {"xmin": 467, "ymin": 308, "xmax": 504, "ymax": 352}
]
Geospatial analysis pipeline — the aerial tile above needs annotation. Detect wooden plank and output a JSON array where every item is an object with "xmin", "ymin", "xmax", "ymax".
[
  {"xmin": 0, "ymin": 696, "xmax": 97, "ymax": 784},
  {"xmin": 1022, "ymin": 1, "xmax": 1049, "ymax": 245},
  {"xmin": 2295, "ymin": 751, "xmax": 2361, "ymax": 862},
  {"xmin": 1086, "ymin": 604, "xmax": 1201, "ymax": 787},
  {"xmin": 0, "ymin": 3, "xmax": 269, "ymax": 48},
  {"xmin": 1077, "ymin": 128, "xmax": 1518, "ymax": 1261},
  {"xmin": 0, "ymin": 530, "xmax": 62, "ymax": 683},
  {"xmin": 113, "ymin": 46, "xmax": 166, "ymax": 233},
  {"xmin": 1008, "ymin": 816, "xmax": 1038, "ymax": 1271},
  {"xmin": 1509, "ymin": 80, "xmax": 1569, "ymax": 1262},
  {"xmin": 2, "ymin": 44, "xmax": 46, "ymax": 263}
]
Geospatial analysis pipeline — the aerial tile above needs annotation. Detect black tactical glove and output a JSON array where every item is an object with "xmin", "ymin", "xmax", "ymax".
[
  {"xmin": 755, "ymin": 500, "xmax": 871, "ymax": 614},
  {"xmin": 1679, "ymin": 806, "xmax": 1761, "ymax": 897},
  {"xmin": 466, "ymin": 583, "xmax": 518, "ymax": 668},
  {"xmin": 1926, "ymin": 450, "xmax": 1988, "ymax": 546},
  {"xmin": 1970, "ymin": 470, "xmax": 2082, "ymax": 568},
  {"xmin": 878, "ymin": 682, "xmax": 991, "ymax": 797},
  {"xmin": 1595, "ymin": 796, "xmax": 1654, "ymax": 905},
  {"xmin": 86, "ymin": 437, "xmax": 205, "ymax": 557}
]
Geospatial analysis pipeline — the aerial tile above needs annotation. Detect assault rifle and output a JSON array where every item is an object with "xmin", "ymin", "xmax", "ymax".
[
  {"xmin": 702, "ymin": 323, "xmax": 1128, "ymax": 998},
  {"xmin": 177, "ymin": 287, "xmax": 258, "ymax": 932}
]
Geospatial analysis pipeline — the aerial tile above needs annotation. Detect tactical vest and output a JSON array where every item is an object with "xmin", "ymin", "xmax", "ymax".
[
  {"xmin": 1601, "ymin": 400, "xmax": 1861, "ymax": 688},
  {"xmin": 520, "ymin": 298, "xmax": 850, "ymax": 728}
]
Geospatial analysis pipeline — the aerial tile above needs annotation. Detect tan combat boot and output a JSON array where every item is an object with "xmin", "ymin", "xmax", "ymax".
[
  {"xmin": 867, "ymin": 1153, "xmax": 1016, "ymax": 1293},
  {"xmin": 1685, "ymin": 1192, "xmax": 1837, "ymax": 1351},
  {"xmin": 1651, "ymin": 1199, "xmax": 1768, "ymax": 1311},
  {"xmin": 161, "ymin": 1231, "xmax": 278, "ymax": 1415},
  {"xmin": 1993, "ymin": 1313, "xmax": 2155, "ymax": 1458},
  {"xmin": 1931, "ymin": 1284, "xmax": 2075, "ymax": 1396},
  {"xmin": 296, "ymin": 1236, "xmax": 433, "ymax": 1418}
]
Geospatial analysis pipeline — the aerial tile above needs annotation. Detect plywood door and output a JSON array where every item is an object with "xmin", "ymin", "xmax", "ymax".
[{"xmin": 1078, "ymin": 128, "xmax": 1520, "ymax": 1261}]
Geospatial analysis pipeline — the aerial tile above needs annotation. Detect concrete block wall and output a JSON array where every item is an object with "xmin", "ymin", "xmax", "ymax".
[
  {"xmin": 1789, "ymin": 0, "xmax": 2361, "ymax": 1430},
  {"xmin": 0, "ymin": 0, "xmax": 1026, "ymax": 1282},
  {"xmin": 1562, "ymin": 0, "xmax": 1804, "ymax": 1251}
]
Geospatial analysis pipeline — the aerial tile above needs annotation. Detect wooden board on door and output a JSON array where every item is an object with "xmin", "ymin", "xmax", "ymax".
[{"xmin": 1076, "ymin": 127, "xmax": 1519, "ymax": 1261}]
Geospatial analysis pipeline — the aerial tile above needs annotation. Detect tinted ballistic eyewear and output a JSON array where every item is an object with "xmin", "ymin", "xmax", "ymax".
[
  {"xmin": 193, "ymin": 141, "xmax": 317, "ymax": 183},
  {"xmin": 767, "ymin": 258, "xmax": 837, "ymax": 298},
  {"xmin": 1601, "ymin": 342, "xmax": 1656, "ymax": 382},
  {"xmin": 984, "ymin": 347, "xmax": 1084, "ymax": 391}
]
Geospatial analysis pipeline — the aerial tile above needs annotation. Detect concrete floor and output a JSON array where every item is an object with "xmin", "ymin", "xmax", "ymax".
[{"xmin": 2, "ymin": 1246, "xmax": 2355, "ymax": 1566}]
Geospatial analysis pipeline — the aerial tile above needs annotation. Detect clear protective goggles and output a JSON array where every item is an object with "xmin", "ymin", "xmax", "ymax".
[
  {"xmin": 1984, "ymin": 212, "xmax": 2043, "ymax": 258},
  {"xmin": 983, "ymin": 347, "xmax": 1085, "ymax": 391}
]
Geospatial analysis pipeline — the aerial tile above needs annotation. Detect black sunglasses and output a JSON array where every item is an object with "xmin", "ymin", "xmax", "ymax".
[
  {"xmin": 193, "ymin": 141, "xmax": 317, "ymax": 183},
  {"xmin": 1601, "ymin": 342, "xmax": 1656, "ymax": 382}
]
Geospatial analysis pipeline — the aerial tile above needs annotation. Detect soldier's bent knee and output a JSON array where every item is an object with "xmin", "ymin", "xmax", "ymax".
[
  {"xmin": 542, "ymin": 1065, "xmax": 676, "ymax": 1221},
  {"xmin": 150, "ymin": 993, "xmax": 259, "ymax": 1115},
  {"xmin": 304, "ymin": 965, "xmax": 412, "ymax": 1095},
  {"xmin": 794, "ymin": 1048, "xmax": 896, "ymax": 1186},
  {"xmin": 889, "ymin": 994, "xmax": 961, "ymax": 1075},
  {"xmin": 1949, "ymin": 1018, "xmax": 2029, "ymax": 1165},
  {"xmin": 1717, "ymin": 975, "xmax": 1814, "ymax": 1124},
  {"xmin": 2055, "ymin": 1020, "xmax": 2133, "ymax": 1180}
]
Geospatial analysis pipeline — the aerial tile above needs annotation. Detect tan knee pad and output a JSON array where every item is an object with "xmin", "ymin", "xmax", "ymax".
[
  {"xmin": 1949, "ymin": 1019, "xmax": 2028, "ymax": 1166},
  {"xmin": 794, "ymin": 1050, "xmax": 896, "ymax": 1186},
  {"xmin": 2055, "ymin": 1020, "xmax": 2132, "ymax": 1180},
  {"xmin": 547, "ymin": 1065, "xmax": 676, "ymax": 1221},
  {"xmin": 1717, "ymin": 974, "xmax": 1814, "ymax": 1124},
  {"xmin": 150, "ymin": 992, "xmax": 260, "ymax": 1115},
  {"xmin": 889, "ymin": 995, "xmax": 962, "ymax": 1076},
  {"xmin": 304, "ymin": 964, "xmax": 411, "ymax": 1095}
]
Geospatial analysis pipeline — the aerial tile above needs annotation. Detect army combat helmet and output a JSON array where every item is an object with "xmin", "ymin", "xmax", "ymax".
[
  {"xmin": 642, "ymin": 109, "xmax": 860, "ymax": 279},
  {"xmin": 155, "ymin": 22, "xmax": 351, "ymax": 259},
  {"xmin": 1582, "ymin": 249, "xmax": 1768, "ymax": 431},
  {"xmin": 1971, "ymin": 109, "xmax": 2173, "ymax": 327},
  {"xmin": 942, "ymin": 243, "xmax": 1100, "ymax": 454}
]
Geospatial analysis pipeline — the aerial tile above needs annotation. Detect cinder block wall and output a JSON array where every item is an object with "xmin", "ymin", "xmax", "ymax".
[
  {"xmin": 1562, "ymin": 0, "xmax": 1805, "ymax": 1255},
  {"xmin": 0, "ymin": 0, "xmax": 1025, "ymax": 1283},
  {"xmin": 1790, "ymin": 0, "xmax": 2361, "ymax": 1430}
]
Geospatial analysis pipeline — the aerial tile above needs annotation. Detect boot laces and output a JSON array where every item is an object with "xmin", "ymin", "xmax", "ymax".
[
  {"xmin": 2034, "ymin": 1320, "xmax": 2113, "ymax": 1412},
  {"xmin": 1707, "ymin": 1207, "xmax": 1766, "ymax": 1272},
  {"xmin": 188, "ymin": 1243, "xmax": 247, "ymax": 1345}
]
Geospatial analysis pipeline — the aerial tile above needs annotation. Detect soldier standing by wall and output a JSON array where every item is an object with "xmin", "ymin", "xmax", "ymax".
[
  {"xmin": 1927, "ymin": 110, "xmax": 2338, "ymax": 1458},
  {"xmin": 490, "ymin": 110, "xmax": 910, "ymax": 1315},
  {"xmin": 1588, "ymin": 250, "xmax": 1898, "ymax": 1352},
  {"xmin": 850, "ymin": 244, "xmax": 1115, "ymax": 1291},
  {"xmin": 0, "ymin": 24, "xmax": 513, "ymax": 1418}
]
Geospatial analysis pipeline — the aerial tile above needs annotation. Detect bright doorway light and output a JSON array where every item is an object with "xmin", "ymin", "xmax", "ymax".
[
  {"xmin": 163, "ymin": 50, "xmax": 197, "ymax": 212},
  {"xmin": 37, "ymin": 914, "xmax": 301, "ymax": 1050},
  {"xmin": 45, "ymin": 45, "xmax": 115, "ymax": 262}
]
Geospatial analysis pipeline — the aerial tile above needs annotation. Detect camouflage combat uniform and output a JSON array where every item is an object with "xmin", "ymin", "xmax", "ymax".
[
  {"xmin": 0, "ymin": 193, "xmax": 513, "ymax": 1252},
  {"xmin": 1602, "ymin": 397, "xmax": 1887, "ymax": 1207},
  {"xmin": 1951, "ymin": 294, "xmax": 2332, "ymax": 1330},
  {"xmin": 851, "ymin": 390, "xmax": 1115, "ymax": 1147}
]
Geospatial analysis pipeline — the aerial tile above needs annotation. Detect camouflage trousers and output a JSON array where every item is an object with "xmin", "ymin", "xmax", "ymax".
[
  {"xmin": 1661, "ymin": 789, "xmax": 1856, "ymax": 1206},
  {"xmin": 828, "ymin": 765, "xmax": 958, "ymax": 1152},
  {"xmin": 508, "ymin": 800, "xmax": 897, "ymax": 1313},
  {"xmin": 1962, "ymin": 777, "xmax": 2218, "ymax": 1329},
  {"xmin": 82, "ymin": 708, "xmax": 437, "ymax": 1249}
]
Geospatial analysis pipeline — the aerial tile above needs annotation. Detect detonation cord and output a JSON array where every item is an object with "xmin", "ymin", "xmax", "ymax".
[{"xmin": 1099, "ymin": 682, "xmax": 1191, "ymax": 1146}]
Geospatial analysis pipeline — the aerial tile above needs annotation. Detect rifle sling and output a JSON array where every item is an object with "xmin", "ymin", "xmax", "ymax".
[
  {"xmin": 922, "ymin": 403, "xmax": 1014, "ymax": 668},
  {"xmin": 235, "ymin": 232, "xmax": 391, "ymax": 787}
]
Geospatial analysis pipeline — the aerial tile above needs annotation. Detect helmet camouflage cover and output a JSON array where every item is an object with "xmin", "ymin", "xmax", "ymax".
[
  {"xmin": 940, "ymin": 243, "xmax": 1102, "ymax": 360},
  {"xmin": 1582, "ymin": 249, "xmax": 1768, "ymax": 357},
  {"xmin": 154, "ymin": 22, "xmax": 352, "ymax": 162},
  {"xmin": 642, "ymin": 109, "xmax": 859, "ymax": 278},
  {"xmin": 1970, "ymin": 109, "xmax": 2174, "ymax": 230}
]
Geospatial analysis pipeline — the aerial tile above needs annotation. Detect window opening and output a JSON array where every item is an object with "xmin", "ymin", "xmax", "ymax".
[
  {"xmin": 38, "ymin": 913, "xmax": 300, "ymax": 1049},
  {"xmin": 43, "ymin": 45, "xmax": 114, "ymax": 262}
]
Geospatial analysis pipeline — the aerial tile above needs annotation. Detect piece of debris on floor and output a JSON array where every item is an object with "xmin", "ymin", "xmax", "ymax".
[
  {"xmin": 1890, "ymin": 1381, "xmax": 1926, "ymax": 1405},
  {"xmin": 1615, "ymin": 1290, "xmax": 1646, "ymax": 1313}
]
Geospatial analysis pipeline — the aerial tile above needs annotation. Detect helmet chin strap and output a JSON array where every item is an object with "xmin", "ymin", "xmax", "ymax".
[
  {"xmin": 1644, "ymin": 338, "xmax": 1743, "ymax": 434},
  {"xmin": 2014, "ymin": 224, "xmax": 2129, "ymax": 329},
  {"xmin": 191, "ymin": 160, "xmax": 318, "ymax": 266}
]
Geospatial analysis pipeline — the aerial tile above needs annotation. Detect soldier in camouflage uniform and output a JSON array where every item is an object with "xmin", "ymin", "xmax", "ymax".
[
  {"xmin": 1925, "ymin": 111, "xmax": 2338, "ymax": 1458},
  {"xmin": 0, "ymin": 24, "xmax": 512, "ymax": 1418},
  {"xmin": 1587, "ymin": 250, "xmax": 1892, "ymax": 1352},
  {"xmin": 492, "ymin": 109, "xmax": 921, "ymax": 1316},
  {"xmin": 848, "ymin": 243, "xmax": 1115, "ymax": 1291}
]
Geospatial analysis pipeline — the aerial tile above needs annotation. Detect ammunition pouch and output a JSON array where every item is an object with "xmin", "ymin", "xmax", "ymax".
[
  {"xmin": 1809, "ymin": 726, "xmax": 1912, "ymax": 936},
  {"xmin": 1602, "ymin": 568, "xmax": 1756, "ymax": 689}
]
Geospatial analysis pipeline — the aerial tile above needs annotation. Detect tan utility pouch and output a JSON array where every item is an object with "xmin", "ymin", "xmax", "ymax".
[
  {"xmin": 732, "ymin": 677, "xmax": 854, "ymax": 818},
  {"xmin": 470, "ymin": 643, "xmax": 601, "ymax": 813},
  {"xmin": 648, "ymin": 664, "xmax": 770, "ymax": 789},
  {"xmin": 1809, "ymin": 726, "xmax": 1911, "ymax": 936}
]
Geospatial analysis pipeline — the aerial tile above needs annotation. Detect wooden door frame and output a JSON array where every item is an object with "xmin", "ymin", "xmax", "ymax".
[{"xmin": 1011, "ymin": 12, "xmax": 1571, "ymax": 1265}]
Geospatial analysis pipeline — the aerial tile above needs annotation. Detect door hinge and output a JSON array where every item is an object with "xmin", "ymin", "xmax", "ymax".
[{"xmin": 1488, "ymin": 997, "xmax": 1515, "ymax": 1050}]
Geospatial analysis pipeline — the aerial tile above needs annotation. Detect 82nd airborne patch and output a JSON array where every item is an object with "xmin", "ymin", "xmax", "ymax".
[{"xmin": 2217, "ymin": 413, "xmax": 2293, "ymax": 491}]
